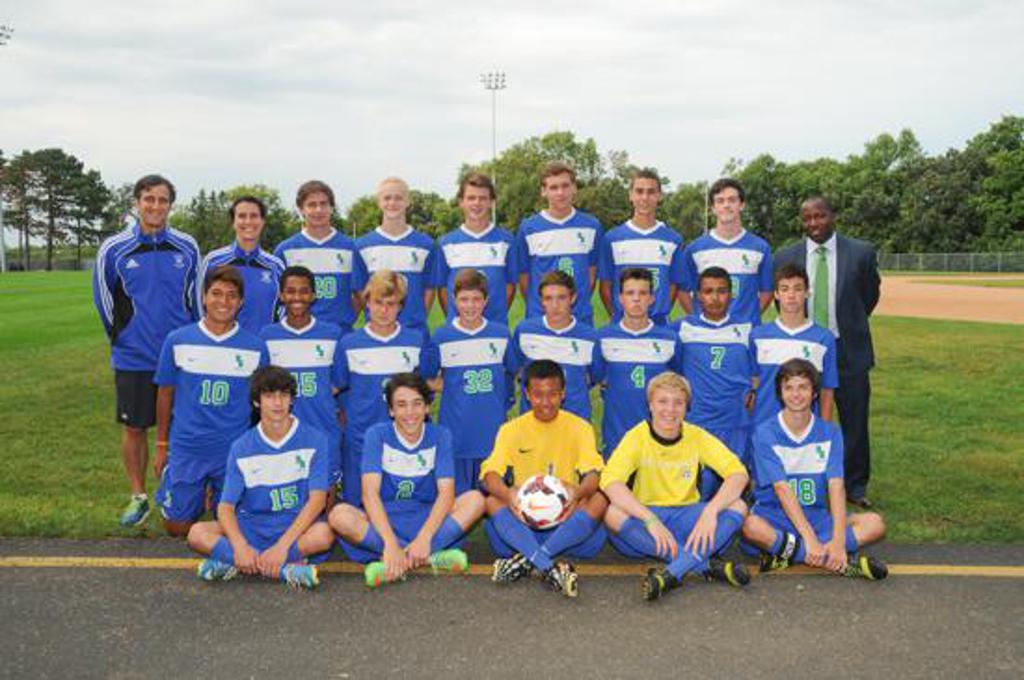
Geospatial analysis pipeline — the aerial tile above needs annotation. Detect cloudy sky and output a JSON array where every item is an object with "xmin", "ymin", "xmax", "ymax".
[{"xmin": 2, "ymin": 1, "xmax": 1022, "ymax": 208}]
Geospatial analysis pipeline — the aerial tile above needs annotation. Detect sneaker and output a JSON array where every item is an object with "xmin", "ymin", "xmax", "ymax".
[
  {"xmin": 544, "ymin": 561, "xmax": 578, "ymax": 598},
  {"xmin": 281, "ymin": 563, "xmax": 320, "ymax": 590},
  {"xmin": 759, "ymin": 552, "xmax": 793, "ymax": 573},
  {"xmin": 364, "ymin": 561, "xmax": 387, "ymax": 589},
  {"xmin": 703, "ymin": 558, "xmax": 751, "ymax": 587},
  {"xmin": 492, "ymin": 552, "xmax": 532, "ymax": 583},
  {"xmin": 642, "ymin": 567, "xmax": 680, "ymax": 601},
  {"xmin": 196, "ymin": 558, "xmax": 238, "ymax": 582},
  {"xmin": 842, "ymin": 554, "xmax": 889, "ymax": 581},
  {"xmin": 119, "ymin": 495, "xmax": 150, "ymax": 527},
  {"xmin": 429, "ymin": 548, "xmax": 469, "ymax": 575}
]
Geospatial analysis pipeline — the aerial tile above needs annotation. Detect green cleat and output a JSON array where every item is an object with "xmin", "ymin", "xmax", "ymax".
[
  {"xmin": 429, "ymin": 548, "xmax": 469, "ymax": 575},
  {"xmin": 364, "ymin": 561, "xmax": 387, "ymax": 589},
  {"xmin": 544, "ymin": 561, "xmax": 578, "ymax": 598},
  {"xmin": 281, "ymin": 564, "xmax": 320, "ymax": 590},
  {"xmin": 196, "ymin": 558, "xmax": 238, "ymax": 582},
  {"xmin": 642, "ymin": 567, "xmax": 681, "ymax": 601},
  {"xmin": 703, "ymin": 558, "xmax": 751, "ymax": 587},
  {"xmin": 119, "ymin": 495, "xmax": 150, "ymax": 527},
  {"xmin": 492, "ymin": 552, "xmax": 532, "ymax": 583},
  {"xmin": 842, "ymin": 554, "xmax": 889, "ymax": 581}
]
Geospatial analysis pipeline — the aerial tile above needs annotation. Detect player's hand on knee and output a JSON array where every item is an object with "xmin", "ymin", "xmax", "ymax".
[
  {"xmin": 383, "ymin": 541, "xmax": 407, "ymax": 581},
  {"xmin": 648, "ymin": 521, "xmax": 678, "ymax": 560},
  {"xmin": 824, "ymin": 541, "xmax": 847, "ymax": 572},
  {"xmin": 684, "ymin": 507, "xmax": 718, "ymax": 557},
  {"xmin": 234, "ymin": 543, "xmax": 259, "ymax": 575},
  {"xmin": 803, "ymin": 536, "xmax": 826, "ymax": 567},
  {"xmin": 257, "ymin": 543, "xmax": 288, "ymax": 579},
  {"xmin": 406, "ymin": 536, "xmax": 431, "ymax": 568}
]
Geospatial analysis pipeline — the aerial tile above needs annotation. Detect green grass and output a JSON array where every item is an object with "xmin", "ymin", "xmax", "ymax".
[
  {"xmin": 910, "ymin": 278, "xmax": 1024, "ymax": 289},
  {"xmin": 2, "ymin": 272, "xmax": 1022, "ymax": 542}
]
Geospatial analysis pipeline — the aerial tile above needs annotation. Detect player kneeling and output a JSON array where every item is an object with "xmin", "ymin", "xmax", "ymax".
[
  {"xmin": 742, "ymin": 359, "xmax": 887, "ymax": 580},
  {"xmin": 481, "ymin": 360, "xmax": 608, "ymax": 598},
  {"xmin": 328, "ymin": 373, "xmax": 485, "ymax": 588},
  {"xmin": 187, "ymin": 366, "xmax": 336, "ymax": 589},
  {"xmin": 603, "ymin": 371, "xmax": 751, "ymax": 601}
]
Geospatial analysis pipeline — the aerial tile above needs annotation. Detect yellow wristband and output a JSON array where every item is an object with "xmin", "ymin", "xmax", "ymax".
[{"xmin": 643, "ymin": 515, "xmax": 660, "ymax": 528}]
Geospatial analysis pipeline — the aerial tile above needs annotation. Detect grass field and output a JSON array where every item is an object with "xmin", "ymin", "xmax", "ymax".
[{"xmin": 1, "ymin": 271, "xmax": 1022, "ymax": 542}]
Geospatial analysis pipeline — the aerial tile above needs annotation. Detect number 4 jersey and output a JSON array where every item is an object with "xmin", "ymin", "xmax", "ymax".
[
  {"xmin": 221, "ymin": 418, "xmax": 330, "ymax": 532},
  {"xmin": 429, "ymin": 319, "xmax": 518, "ymax": 460},
  {"xmin": 154, "ymin": 320, "xmax": 268, "ymax": 461}
]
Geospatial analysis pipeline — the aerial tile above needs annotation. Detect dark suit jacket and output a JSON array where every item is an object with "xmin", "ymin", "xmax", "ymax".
[{"xmin": 774, "ymin": 234, "xmax": 881, "ymax": 373}]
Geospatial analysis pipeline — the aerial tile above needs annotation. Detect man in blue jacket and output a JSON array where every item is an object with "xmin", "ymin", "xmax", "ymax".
[{"xmin": 93, "ymin": 174, "xmax": 201, "ymax": 527}]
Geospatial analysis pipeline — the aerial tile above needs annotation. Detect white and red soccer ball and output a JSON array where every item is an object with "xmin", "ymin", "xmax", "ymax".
[{"xmin": 516, "ymin": 474, "xmax": 570, "ymax": 530}]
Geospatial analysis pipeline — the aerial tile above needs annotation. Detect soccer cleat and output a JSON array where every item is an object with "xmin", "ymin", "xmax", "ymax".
[
  {"xmin": 364, "ymin": 561, "xmax": 387, "ymax": 589},
  {"xmin": 759, "ymin": 532, "xmax": 800, "ymax": 573},
  {"xmin": 842, "ymin": 554, "xmax": 889, "ymax": 581},
  {"xmin": 544, "ymin": 561, "xmax": 578, "ymax": 598},
  {"xmin": 281, "ymin": 563, "xmax": 320, "ymax": 590},
  {"xmin": 196, "ymin": 558, "xmax": 238, "ymax": 582},
  {"xmin": 119, "ymin": 495, "xmax": 150, "ymax": 527},
  {"xmin": 429, "ymin": 548, "xmax": 469, "ymax": 575},
  {"xmin": 642, "ymin": 567, "xmax": 681, "ymax": 601},
  {"xmin": 492, "ymin": 552, "xmax": 532, "ymax": 583},
  {"xmin": 703, "ymin": 558, "xmax": 751, "ymax": 587}
]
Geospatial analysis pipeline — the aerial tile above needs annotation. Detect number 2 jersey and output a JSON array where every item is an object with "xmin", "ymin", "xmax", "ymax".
[
  {"xmin": 429, "ymin": 319, "xmax": 517, "ymax": 460},
  {"xmin": 221, "ymin": 418, "xmax": 330, "ymax": 532},
  {"xmin": 750, "ymin": 413, "xmax": 844, "ymax": 513},
  {"xmin": 361, "ymin": 421, "xmax": 455, "ymax": 510},
  {"xmin": 154, "ymin": 320, "xmax": 268, "ymax": 462}
]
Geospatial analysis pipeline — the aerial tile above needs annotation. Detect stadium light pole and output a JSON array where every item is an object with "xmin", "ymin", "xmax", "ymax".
[
  {"xmin": 0, "ymin": 24, "xmax": 12, "ymax": 272},
  {"xmin": 480, "ymin": 71, "xmax": 506, "ymax": 224}
]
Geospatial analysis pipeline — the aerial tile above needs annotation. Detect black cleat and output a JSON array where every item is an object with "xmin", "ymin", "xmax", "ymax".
[
  {"xmin": 544, "ymin": 561, "xmax": 578, "ymax": 598},
  {"xmin": 843, "ymin": 554, "xmax": 888, "ymax": 581},
  {"xmin": 492, "ymin": 552, "xmax": 532, "ymax": 583},
  {"xmin": 703, "ymin": 558, "xmax": 751, "ymax": 587},
  {"xmin": 642, "ymin": 567, "xmax": 681, "ymax": 601}
]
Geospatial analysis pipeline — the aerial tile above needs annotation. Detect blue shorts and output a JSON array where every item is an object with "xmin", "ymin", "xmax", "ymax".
[
  {"xmin": 454, "ymin": 459, "xmax": 483, "ymax": 495},
  {"xmin": 751, "ymin": 504, "xmax": 836, "ymax": 544},
  {"xmin": 155, "ymin": 455, "xmax": 224, "ymax": 523},
  {"xmin": 483, "ymin": 516, "xmax": 608, "ymax": 560},
  {"xmin": 608, "ymin": 504, "xmax": 706, "ymax": 559},
  {"xmin": 340, "ymin": 430, "xmax": 365, "ymax": 506},
  {"xmin": 237, "ymin": 516, "xmax": 331, "ymax": 559}
]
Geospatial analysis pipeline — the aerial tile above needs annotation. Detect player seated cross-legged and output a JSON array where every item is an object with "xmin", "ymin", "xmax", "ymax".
[
  {"xmin": 480, "ymin": 359, "xmax": 608, "ymax": 598},
  {"xmin": 328, "ymin": 373, "xmax": 485, "ymax": 588},
  {"xmin": 602, "ymin": 371, "xmax": 751, "ymax": 601},
  {"xmin": 742, "ymin": 359, "xmax": 887, "ymax": 580},
  {"xmin": 186, "ymin": 366, "xmax": 336, "ymax": 589}
]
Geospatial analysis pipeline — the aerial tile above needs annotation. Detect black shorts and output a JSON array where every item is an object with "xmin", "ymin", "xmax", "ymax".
[{"xmin": 115, "ymin": 370, "xmax": 158, "ymax": 429}]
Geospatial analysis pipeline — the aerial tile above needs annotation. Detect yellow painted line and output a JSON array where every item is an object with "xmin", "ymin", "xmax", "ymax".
[{"xmin": 0, "ymin": 556, "xmax": 1022, "ymax": 578}]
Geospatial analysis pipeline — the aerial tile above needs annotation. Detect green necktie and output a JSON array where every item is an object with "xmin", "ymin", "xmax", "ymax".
[{"xmin": 813, "ymin": 245, "xmax": 829, "ymax": 327}]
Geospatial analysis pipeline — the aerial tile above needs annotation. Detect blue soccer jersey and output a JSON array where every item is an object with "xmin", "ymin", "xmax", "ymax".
[
  {"xmin": 93, "ymin": 222, "xmax": 201, "ymax": 371},
  {"xmin": 512, "ymin": 316, "xmax": 604, "ymax": 421},
  {"xmin": 515, "ymin": 209, "xmax": 603, "ymax": 326},
  {"xmin": 154, "ymin": 320, "xmax": 268, "ymax": 460},
  {"xmin": 353, "ymin": 227, "xmax": 439, "ymax": 332},
  {"xmin": 361, "ymin": 421, "xmax": 455, "ymax": 509},
  {"xmin": 199, "ymin": 243, "xmax": 285, "ymax": 334},
  {"xmin": 429, "ymin": 319, "xmax": 517, "ymax": 460},
  {"xmin": 436, "ymin": 224, "xmax": 517, "ymax": 323},
  {"xmin": 751, "ymin": 413, "xmax": 844, "ymax": 512},
  {"xmin": 673, "ymin": 314, "xmax": 754, "ymax": 432},
  {"xmin": 596, "ymin": 321, "xmax": 679, "ymax": 455},
  {"xmin": 221, "ymin": 418, "xmax": 331, "ymax": 531},
  {"xmin": 598, "ymin": 220, "xmax": 685, "ymax": 326},
  {"xmin": 274, "ymin": 229, "xmax": 357, "ymax": 334},
  {"xmin": 681, "ymin": 230, "xmax": 773, "ymax": 325},
  {"xmin": 260, "ymin": 317, "xmax": 345, "ymax": 481},
  {"xmin": 749, "ymin": 320, "xmax": 839, "ymax": 425}
]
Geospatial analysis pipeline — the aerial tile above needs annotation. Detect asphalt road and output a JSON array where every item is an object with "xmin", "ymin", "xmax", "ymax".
[{"xmin": 2, "ymin": 539, "xmax": 1022, "ymax": 679}]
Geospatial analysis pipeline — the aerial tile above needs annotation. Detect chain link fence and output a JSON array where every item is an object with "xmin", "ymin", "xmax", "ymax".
[{"xmin": 879, "ymin": 252, "xmax": 1024, "ymax": 273}]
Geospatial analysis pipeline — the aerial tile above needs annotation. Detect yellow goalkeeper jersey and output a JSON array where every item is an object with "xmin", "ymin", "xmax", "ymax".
[{"xmin": 480, "ymin": 409, "xmax": 603, "ymax": 487}]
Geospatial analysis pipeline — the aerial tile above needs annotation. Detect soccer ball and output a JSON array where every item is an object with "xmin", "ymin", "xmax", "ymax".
[{"xmin": 517, "ymin": 474, "xmax": 570, "ymax": 530}]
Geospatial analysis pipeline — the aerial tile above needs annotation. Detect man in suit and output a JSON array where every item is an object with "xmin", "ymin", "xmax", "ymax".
[{"xmin": 773, "ymin": 196, "xmax": 881, "ymax": 508}]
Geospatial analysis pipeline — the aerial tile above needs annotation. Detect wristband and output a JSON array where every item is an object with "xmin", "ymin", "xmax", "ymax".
[{"xmin": 643, "ymin": 515, "xmax": 661, "ymax": 528}]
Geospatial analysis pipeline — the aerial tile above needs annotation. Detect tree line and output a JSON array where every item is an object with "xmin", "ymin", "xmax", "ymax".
[{"xmin": 2, "ymin": 116, "xmax": 1021, "ymax": 270}]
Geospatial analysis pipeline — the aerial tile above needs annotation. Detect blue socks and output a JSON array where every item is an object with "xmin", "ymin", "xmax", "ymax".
[
  {"xmin": 492, "ymin": 507, "xmax": 545, "ymax": 568},
  {"xmin": 357, "ymin": 524, "xmax": 385, "ymax": 555},
  {"xmin": 617, "ymin": 517, "xmax": 660, "ymax": 557},
  {"xmin": 211, "ymin": 537, "xmax": 234, "ymax": 565},
  {"xmin": 666, "ymin": 509, "xmax": 744, "ymax": 581},
  {"xmin": 537, "ymin": 511, "xmax": 599, "ymax": 566},
  {"xmin": 770, "ymin": 525, "xmax": 859, "ymax": 564},
  {"xmin": 430, "ymin": 517, "xmax": 465, "ymax": 553}
]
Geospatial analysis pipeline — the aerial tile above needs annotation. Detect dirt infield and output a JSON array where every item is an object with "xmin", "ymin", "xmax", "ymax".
[{"xmin": 876, "ymin": 274, "xmax": 1024, "ymax": 324}]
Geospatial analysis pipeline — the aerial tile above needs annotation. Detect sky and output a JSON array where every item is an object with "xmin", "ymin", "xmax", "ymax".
[{"xmin": 2, "ymin": 0, "xmax": 1023, "ymax": 209}]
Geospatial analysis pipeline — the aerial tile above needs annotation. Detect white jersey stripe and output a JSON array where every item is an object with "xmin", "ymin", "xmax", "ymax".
[
  {"xmin": 755, "ymin": 338, "xmax": 827, "ymax": 370},
  {"xmin": 173, "ymin": 344, "xmax": 262, "ymax": 377},
  {"xmin": 772, "ymin": 441, "xmax": 832, "ymax": 475},
  {"xmin": 692, "ymin": 248, "xmax": 764, "ymax": 274},
  {"xmin": 279, "ymin": 247, "xmax": 353, "ymax": 274},
  {"xmin": 525, "ymin": 228, "xmax": 597, "ymax": 256},
  {"xmin": 441, "ymin": 241, "xmax": 510, "ymax": 268},
  {"xmin": 609, "ymin": 239, "xmax": 678, "ymax": 266},
  {"xmin": 519, "ymin": 333, "xmax": 594, "ymax": 366},
  {"xmin": 439, "ymin": 337, "xmax": 508, "ymax": 368},
  {"xmin": 678, "ymin": 322, "xmax": 752, "ymax": 345},
  {"xmin": 600, "ymin": 337, "xmax": 676, "ymax": 363},
  {"xmin": 381, "ymin": 443, "xmax": 437, "ymax": 478},
  {"xmin": 237, "ymin": 448, "xmax": 317, "ymax": 487},
  {"xmin": 361, "ymin": 245, "xmax": 431, "ymax": 273},
  {"xmin": 266, "ymin": 339, "xmax": 337, "ymax": 368},
  {"xmin": 345, "ymin": 345, "xmax": 422, "ymax": 375}
]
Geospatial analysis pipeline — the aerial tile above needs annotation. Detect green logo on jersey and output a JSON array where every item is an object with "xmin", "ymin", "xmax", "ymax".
[
  {"xmin": 659, "ymin": 244, "xmax": 668, "ymax": 257},
  {"xmin": 742, "ymin": 253, "xmax": 751, "ymax": 266},
  {"xmin": 488, "ymin": 342, "xmax": 499, "ymax": 357},
  {"xmin": 396, "ymin": 480, "xmax": 415, "ymax": 500},
  {"xmin": 336, "ymin": 252, "xmax": 345, "ymax": 265},
  {"xmin": 576, "ymin": 231, "xmax": 585, "ymax": 244},
  {"xmin": 489, "ymin": 245, "xmax": 499, "ymax": 258},
  {"xmin": 315, "ymin": 344, "xmax": 325, "ymax": 358},
  {"xmin": 733, "ymin": 327, "xmax": 742, "ymax": 338},
  {"xmin": 653, "ymin": 342, "xmax": 662, "ymax": 354},
  {"xmin": 416, "ymin": 452, "xmax": 427, "ymax": 468},
  {"xmin": 402, "ymin": 350, "xmax": 412, "ymax": 365},
  {"xmin": 570, "ymin": 340, "xmax": 580, "ymax": 354},
  {"xmin": 815, "ymin": 445, "xmax": 827, "ymax": 461},
  {"xmin": 802, "ymin": 345, "xmax": 812, "ymax": 359},
  {"xmin": 234, "ymin": 354, "xmax": 244, "ymax": 369},
  {"xmin": 295, "ymin": 454, "xmax": 307, "ymax": 471},
  {"xmin": 411, "ymin": 251, "xmax": 420, "ymax": 264}
]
